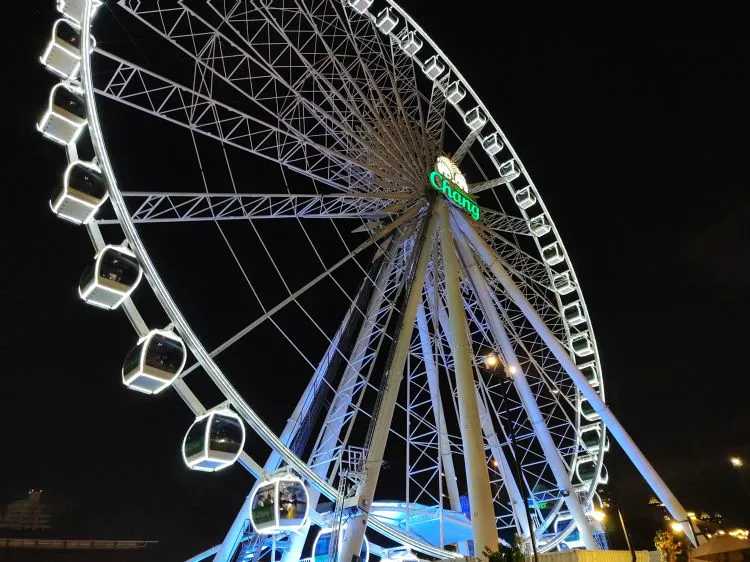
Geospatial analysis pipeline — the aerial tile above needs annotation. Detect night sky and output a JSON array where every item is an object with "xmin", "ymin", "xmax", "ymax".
[{"xmin": 4, "ymin": 4, "xmax": 750, "ymax": 560}]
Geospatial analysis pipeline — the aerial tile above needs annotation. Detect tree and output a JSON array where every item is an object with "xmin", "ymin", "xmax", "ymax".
[
  {"xmin": 484, "ymin": 536, "xmax": 526, "ymax": 562},
  {"xmin": 654, "ymin": 531, "xmax": 683, "ymax": 562}
]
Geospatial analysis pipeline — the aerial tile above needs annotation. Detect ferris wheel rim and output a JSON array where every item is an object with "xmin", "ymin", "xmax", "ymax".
[
  {"xmin": 74, "ymin": 0, "xmax": 608, "ymax": 553},
  {"xmin": 77, "ymin": 1, "xmax": 463, "ymax": 559}
]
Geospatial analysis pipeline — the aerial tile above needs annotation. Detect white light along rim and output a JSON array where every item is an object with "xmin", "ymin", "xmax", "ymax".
[{"xmin": 79, "ymin": 0, "xmax": 605, "ymax": 553}]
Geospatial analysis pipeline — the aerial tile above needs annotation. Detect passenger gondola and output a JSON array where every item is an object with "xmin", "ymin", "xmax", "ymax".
[
  {"xmin": 40, "ymin": 19, "xmax": 82, "ymax": 79},
  {"xmin": 249, "ymin": 472, "xmax": 310, "ymax": 534},
  {"xmin": 122, "ymin": 330, "xmax": 187, "ymax": 395},
  {"xmin": 37, "ymin": 83, "xmax": 87, "ymax": 146},
  {"xmin": 57, "ymin": 0, "xmax": 103, "ymax": 25},
  {"xmin": 182, "ymin": 409, "xmax": 245, "ymax": 472},
  {"xmin": 312, "ymin": 526, "xmax": 369, "ymax": 562},
  {"xmin": 382, "ymin": 547, "xmax": 424, "ymax": 562},
  {"xmin": 78, "ymin": 245, "xmax": 142, "ymax": 309},
  {"xmin": 51, "ymin": 160, "xmax": 108, "ymax": 224}
]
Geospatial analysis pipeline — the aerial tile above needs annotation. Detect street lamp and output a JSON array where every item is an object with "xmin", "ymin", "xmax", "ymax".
[
  {"xmin": 483, "ymin": 352, "xmax": 501, "ymax": 370},
  {"xmin": 670, "ymin": 521, "xmax": 685, "ymax": 534},
  {"xmin": 495, "ymin": 362, "xmax": 538, "ymax": 562},
  {"xmin": 669, "ymin": 517, "xmax": 701, "ymax": 545},
  {"xmin": 591, "ymin": 510, "xmax": 606, "ymax": 523},
  {"xmin": 730, "ymin": 456, "xmax": 744, "ymax": 468}
]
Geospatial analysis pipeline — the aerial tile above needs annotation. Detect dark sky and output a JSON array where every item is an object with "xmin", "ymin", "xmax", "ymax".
[{"xmin": 4, "ymin": 4, "xmax": 749, "ymax": 560}]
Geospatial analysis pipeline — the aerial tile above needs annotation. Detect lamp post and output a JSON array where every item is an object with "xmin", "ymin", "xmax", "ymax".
[
  {"xmin": 670, "ymin": 516, "xmax": 701, "ymax": 545},
  {"xmin": 486, "ymin": 352, "xmax": 539, "ymax": 562},
  {"xmin": 617, "ymin": 509, "xmax": 637, "ymax": 562},
  {"xmin": 591, "ymin": 504, "xmax": 635, "ymax": 562}
]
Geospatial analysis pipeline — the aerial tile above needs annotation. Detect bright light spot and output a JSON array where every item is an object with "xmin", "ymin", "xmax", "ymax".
[
  {"xmin": 670, "ymin": 521, "xmax": 684, "ymax": 534},
  {"xmin": 718, "ymin": 530, "xmax": 726, "ymax": 536},
  {"xmin": 507, "ymin": 365, "xmax": 517, "ymax": 375},
  {"xmin": 687, "ymin": 512, "xmax": 697, "ymax": 520},
  {"xmin": 730, "ymin": 456, "xmax": 744, "ymax": 468},
  {"xmin": 492, "ymin": 459, "xmax": 498, "ymax": 467},
  {"xmin": 729, "ymin": 529, "xmax": 749, "ymax": 540},
  {"xmin": 591, "ymin": 510, "xmax": 606, "ymax": 522},
  {"xmin": 484, "ymin": 353, "xmax": 500, "ymax": 369}
]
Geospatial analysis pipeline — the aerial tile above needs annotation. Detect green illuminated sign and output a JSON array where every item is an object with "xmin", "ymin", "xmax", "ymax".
[{"xmin": 429, "ymin": 170, "xmax": 481, "ymax": 221}]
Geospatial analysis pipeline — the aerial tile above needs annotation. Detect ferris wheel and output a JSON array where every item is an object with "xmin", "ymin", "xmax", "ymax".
[{"xmin": 38, "ymin": 1, "xmax": 697, "ymax": 561}]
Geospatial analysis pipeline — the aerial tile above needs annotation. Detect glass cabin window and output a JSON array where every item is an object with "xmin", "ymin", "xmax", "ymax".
[
  {"xmin": 578, "ymin": 462, "xmax": 596, "ymax": 481},
  {"xmin": 278, "ymin": 480, "xmax": 307, "ymax": 524},
  {"xmin": 184, "ymin": 418, "xmax": 208, "ymax": 458},
  {"xmin": 580, "ymin": 401, "xmax": 596, "ymax": 416},
  {"xmin": 252, "ymin": 484, "xmax": 276, "ymax": 530},
  {"xmin": 209, "ymin": 415, "xmax": 243, "ymax": 454},
  {"xmin": 99, "ymin": 250, "xmax": 140, "ymax": 285},
  {"xmin": 70, "ymin": 165, "xmax": 106, "ymax": 198},
  {"xmin": 582, "ymin": 431, "xmax": 599, "ymax": 448},
  {"xmin": 57, "ymin": 21, "xmax": 81, "ymax": 47},
  {"xmin": 54, "ymin": 88, "xmax": 86, "ymax": 119},
  {"xmin": 122, "ymin": 344, "xmax": 142, "ymax": 375},
  {"xmin": 314, "ymin": 532, "xmax": 333, "ymax": 562},
  {"xmin": 145, "ymin": 336, "xmax": 182, "ymax": 372},
  {"xmin": 79, "ymin": 263, "xmax": 94, "ymax": 287}
]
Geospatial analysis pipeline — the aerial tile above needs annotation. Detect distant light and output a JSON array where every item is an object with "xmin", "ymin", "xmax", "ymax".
[
  {"xmin": 687, "ymin": 512, "xmax": 697, "ymax": 520},
  {"xmin": 507, "ymin": 365, "xmax": 517, "ymax": 375},
  {"xmin": 670, "ymin": 521, "xmax": 684, "ymax": 534},
  {"xmin": 492, "ymin": 459, "xmax": 499, "ymax": 467},
  {"xmin": 730, "ymin": 456, "xmax": 744, "ymax": 468},
  {"xmin": 591, "ymin": 510, "xmax": 606, "ymax": 522}
]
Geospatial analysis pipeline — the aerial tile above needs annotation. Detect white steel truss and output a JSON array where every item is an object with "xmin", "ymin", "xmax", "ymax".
[
  {"xmin": 45, "ymin": 2, "xmax": 697, "ymax": 561},
  {"xmin": 94, "ymin": 192, "xmax": 413, "ymax": 224}
]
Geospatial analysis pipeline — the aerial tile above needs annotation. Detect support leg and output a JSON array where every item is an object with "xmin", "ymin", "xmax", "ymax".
[
  {"xmin": 453, "ymin": 233, "xmax": 596, "ymax": 549},
  {"xmin": 432, "ymin": 297, "xmax": 531, "ymax": 543},
  {"xmin": 438, "ymin": 202, "xmax": 499, "ymax": 556},
  {"xmin": 454, "ymin": 210, "xmax": 697, "ymax": 546},
  {"xmin": 338, "ymin": 209, "xmax": 440, "ymax": 562},
  {"xmin": 416, "ymin": 301, "xmax": 469, "ymax": 553},
  {"xmin": 284, "ymin": 246, "xmax": 401, "ymax": 562}
]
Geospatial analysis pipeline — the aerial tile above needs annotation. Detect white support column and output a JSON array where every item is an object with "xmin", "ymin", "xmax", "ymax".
[
  {"xmin": 338, "ymin": 210, "xmax": 440, "ymax": 562},
  {"xmin": 416, "ymin": 301, "xmax": 468, "ymax": 554},
  {"xmin": 438, "ymin": 202, "xmax": 499, "ymax": 557},
  {"xmin": 415, "ymin": 301, "xmax": 463, "ymax": 513},
  {"xmin": 453, "ymin": 233, "xmax": 596, "ymax": 549},
  {"xmin": 432, "ymin": 299, "xmax": 531, "ymax": 543},
  {"xmin": 454, "ymin": 210, "xmax": 698, "ymax": 545},
  {"xmin": 283, "ymin": 246, "xmax": 401, "ymax": 562}
]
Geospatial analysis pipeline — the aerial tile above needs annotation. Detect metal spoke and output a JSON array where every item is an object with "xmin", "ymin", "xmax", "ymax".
[
  {"xmin": 94, "ymin": 48, "xmax": 374, "ymax": 193},
  {"xmin": 95, "ymin": 191, "xmax": 414, "ymax": 224}
]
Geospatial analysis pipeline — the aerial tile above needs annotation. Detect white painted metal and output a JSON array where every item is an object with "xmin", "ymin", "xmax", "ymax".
[
  {"xmin": 283, "ymin": 247, "xmax": 401, "ymax": 562},
  {"xmin": 48, "ymin": 0, "xmax": 693, "ymax": 555},
  {"xmin": 455, "ymin": 211, "xmax": 698, "ymax": 545},
  {"xmin": 452, "ymin": 232, "xmax": 597, "ymax": 550},
  {"xmin": 437, "ymin": 202, "xmax": 498, "ymax": 555},
  {"xmin": 337, "ymin": 210, "xmax": 440, "ymax": 562},
  {"xmin": 80, "ymin": 5, "xmax": 456, "ymax": 555}
]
